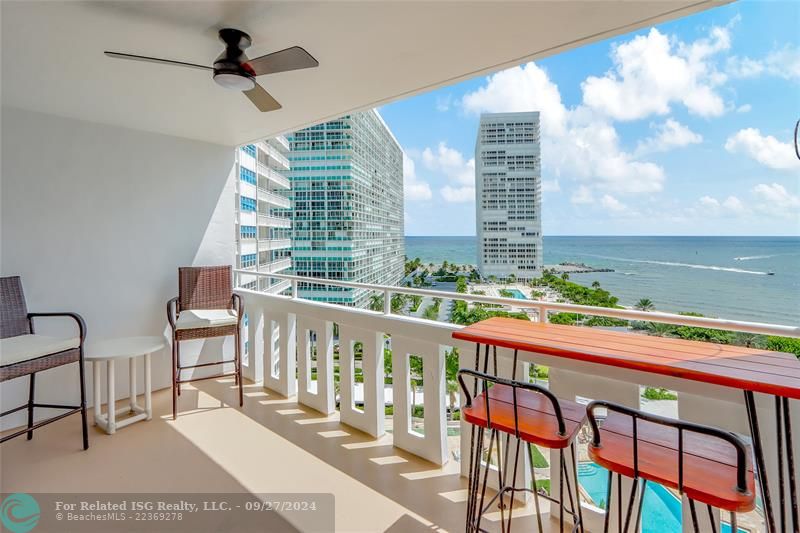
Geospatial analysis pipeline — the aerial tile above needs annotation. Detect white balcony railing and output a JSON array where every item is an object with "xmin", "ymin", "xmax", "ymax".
[
  {"xmin": 258, "ymin": 187, "xmax": 291, "ymax": 209},
  {"xmin": 258, "ymin": 142, "xmax": 290, "ymax": 171},
  {"xmin": 258, "ymin": 258, "xmax": 291, "ymax": 273},
  {"xmin": 233, "ymin": 270, "xmax": 799, "ymax": 533},
  {"xmin": 257, "ymin": 238, "xmax": 291, "ymax": 251},
  {"xmin": 257, "ymin": 164, "xmax": 290, "ymax": 190},
  {"xmin": 257, "ymin": 213, "xmax": 291, "ymax": 229}
]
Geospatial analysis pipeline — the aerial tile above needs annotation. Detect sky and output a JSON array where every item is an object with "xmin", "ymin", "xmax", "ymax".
[{"xmin": 379, "ymin": 0, "xmax": 800, "ymax": 236}]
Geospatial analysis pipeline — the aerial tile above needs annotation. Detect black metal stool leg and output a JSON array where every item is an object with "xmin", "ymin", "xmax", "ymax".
[
  {"xmin": 27, "ymin": 373, "xmax": 35, "ymax": 440},
  {"xmin": 744, "ymin": 390, "xmax": 776, "ymax": 533},
  {"xmin": 633, "ymin": 479, "xmax": 646, "ymax": 533},
  {"xmin": 621, "ymin": 477, "xmax": 640, "ymax": 533},
  {"xmin": 78, "ymin": 350, "xmax": 88, "ymax": 450},
  {"xmin": 571, "ymin": 443, "xmax": 585, "ymax": 533},
  {"xmin": 476, "ymin": 428, "xmax": 497, "ymax": 533},
  {"xmin": 783, "ymin": 397, "xmax": 798, "ymax": 533},
  {"xmin": 689, "ymin": 498, "xmax": 700, "ymax": 533},
  {"xmin": 603, "ymin": 469, "xmax": 613, "ymax": 533},
  {"xmin": 528, "ymin": 444, "xmax": 544, "ymax": 533},
  {"xmin": 559, "ymin": 450, "xmax": 565, "ymax": 533},
  {"xmin": 468, "ymin": 425, "xmax": 485, "ymax": 531},
  {"xmin": 706, "ymin": 504, "xmax": 718, "ymax": 533}
]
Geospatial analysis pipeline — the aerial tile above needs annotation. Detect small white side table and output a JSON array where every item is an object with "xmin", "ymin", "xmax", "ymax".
[{"xmin": 85, "ymin": 336, "xmax": 166, "ymax": 434}]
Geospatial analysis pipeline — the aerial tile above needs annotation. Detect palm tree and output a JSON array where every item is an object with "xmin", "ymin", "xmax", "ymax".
[
  {"xmin": 592, "ymin": 281, "xmax": 601, "ymax": 289},
  {"xmin": 368, "ymin": 293, "xmax": 384, "ymax": 312},
  {"xmin": 635, "ymin": 298, "xmax": 655, "ymax": 312}
]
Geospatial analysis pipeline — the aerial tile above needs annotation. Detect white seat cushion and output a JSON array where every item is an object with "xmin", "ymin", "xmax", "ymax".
[
  {"xmin": 175, "ymin": 309, "xmax": 238, "ymax": 330},
  {"xmin": 1, "ymin": 334, "xmax": 80, "ymax": 367}
]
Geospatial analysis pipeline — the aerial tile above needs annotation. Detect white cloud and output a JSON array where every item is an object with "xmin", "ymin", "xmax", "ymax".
[
  {"xmin": 541, "ymin": 179, "xmax": 560, "ymax": 193},
  {"xmin": 736, "ymin": 104, "xmax": 752, "ymax": 113},
  {"xmin": 402, "ymin": 153, "xmax": 432, "ymax": 201},
  {"xmin": 696, "ymin": 194, "xmax": 748, "ymax": 217},
  {"xmin": 571, "ymin": 185, "xmax": 594, "ymax": 205},
  {"xmin": 635, "ymin": 119, "xmax": 702, "ymax": 155},
  {"xmin": 417, "ymin": 142, "xmax": 477, "ymax": 203},
  {"xmin": 725, "ymin": 128, "xmax": 799, "ymax": 170},
  {"xmin": 600, "ymin": 194, "xmax": 626, "ymax": 212},
  {"xmin": 581, "ymin": 25, "xmax": 731, "ymax": 121},
  {"xmin": 422, "ymin": 142, "xmax": 475, "ymax": 185},
  {"xmin": 435, "ymin": 94, "xmax": 452, "ymax": 112},
  {"xmin": 441, "ymin": 185, "xmax": 475, "ymax": 203},
  {"xmin": 753, "ymin": 183, "xmax": 800, "ymax": 218},
  {"xmin": 727, "ymin": 45, "xmax": 800, "ymax": 82},
  {"xmin": 462, "ymin": 62, "xmax": 568, "ymax": 136},
  {"xmin": 462, "ymin": 62, "xmax": 665, "ymax": 196}
]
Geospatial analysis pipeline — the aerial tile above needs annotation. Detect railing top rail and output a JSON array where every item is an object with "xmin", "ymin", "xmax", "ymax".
[{"xmin": 232, "ymin": 269, "xmax": 800, "ymax": 338}]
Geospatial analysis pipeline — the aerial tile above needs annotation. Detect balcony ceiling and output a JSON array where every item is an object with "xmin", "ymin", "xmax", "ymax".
[{"xmin": 1, "ymin": 1, "xmax": 728, "ymax": 146}]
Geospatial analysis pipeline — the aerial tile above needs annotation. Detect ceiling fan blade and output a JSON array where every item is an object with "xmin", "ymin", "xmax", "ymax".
[
  {"xmin": 104, "ymin": 51, "xmax": 212, "ymax": 71},
  {"xmin": 244, "ymin": 83, "xmax": 282, "ymax": 112},
  {"xmin": 246, "ymin": 46, "xmax": 319, "ymax": 76}
]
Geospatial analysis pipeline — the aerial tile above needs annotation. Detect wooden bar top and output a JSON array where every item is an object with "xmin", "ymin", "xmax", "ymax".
[{"xmin": 452, "ymin": 317, "xmax": 800, "ymax": 400}]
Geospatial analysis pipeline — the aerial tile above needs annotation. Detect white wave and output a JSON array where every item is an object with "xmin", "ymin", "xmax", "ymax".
[
  {"xmin": 734, "ymin": 254, "xmax": 774, "ymax": 261},
  {"xmin": 586, "ymin": 254, "xmax": 769, "ymax": 275}
]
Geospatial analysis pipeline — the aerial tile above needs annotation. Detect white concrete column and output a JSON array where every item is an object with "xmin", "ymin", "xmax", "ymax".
[
  {"xmin": 262, "ymin": 311, "xmax": 296, "ymax": 398},
  {"xmin": 296, "ymin": 316, "xmax": 335, "ymax": 415},
  {"xmin": 391, "ymin": 336, "xmax": 447, "ymax": 465},
  {"xmin": 339, "ymin": 326, "xmax": 385, "ymax": 438}
]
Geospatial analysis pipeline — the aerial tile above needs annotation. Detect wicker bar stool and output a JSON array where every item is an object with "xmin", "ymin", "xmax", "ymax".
[
  {"xmin": 586, "ymin": 401, "xmax": 755, "ymax": 533},
  {"xmin": 0, "ymin": 276, "xmax": 88, "ymax": 449},
  {"xmin": 167, "ymin": 266, "xmax": 243, "ymax": 419},
  {"xmin": 458, "ymin": 368, "xmax": 586, "ymax": 533}
]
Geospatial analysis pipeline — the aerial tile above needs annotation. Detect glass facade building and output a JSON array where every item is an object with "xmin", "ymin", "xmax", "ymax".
[{"xmin": 286, "ymin": 110, "xmax": 404, "ymax": 307}]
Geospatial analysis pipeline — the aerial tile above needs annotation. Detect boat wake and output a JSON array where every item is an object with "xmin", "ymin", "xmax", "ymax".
[{"xmin": 585, "ymin": 255, "xmax": 769, "ymax": 275}]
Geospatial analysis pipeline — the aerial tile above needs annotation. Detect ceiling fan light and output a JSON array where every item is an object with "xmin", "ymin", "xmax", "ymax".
[{"xmin": 213, "ymin": 72, "xmax": 255, "ymax": 91}]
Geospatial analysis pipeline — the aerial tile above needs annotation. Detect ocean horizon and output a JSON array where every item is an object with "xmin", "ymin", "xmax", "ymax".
[{"xmin": 404, "ymin": 235, "xmax": 800, "ymax": 326}]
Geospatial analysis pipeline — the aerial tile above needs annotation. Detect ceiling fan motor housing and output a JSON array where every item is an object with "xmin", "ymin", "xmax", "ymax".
[{"xmin": 213, "ymin": 28, "xmax": 256, "ymax": 91}]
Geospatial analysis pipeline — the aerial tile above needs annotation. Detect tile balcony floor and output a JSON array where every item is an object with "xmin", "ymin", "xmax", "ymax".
[{"xmin": 0, "ymin": 378, "xmax": 555, "ymax": 532}]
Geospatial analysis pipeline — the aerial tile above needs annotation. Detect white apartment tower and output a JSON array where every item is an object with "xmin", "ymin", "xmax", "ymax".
[
  {"xmin": 287, "ymin": 111, "xmax": 404, "ymax": 307},
  {"xmin": 475, "ymin": 112, "xmax": 543, "ymax": 280},
  {"xmin": 235, "ymin": 137, "xmax": 293, "ymax": 294}
]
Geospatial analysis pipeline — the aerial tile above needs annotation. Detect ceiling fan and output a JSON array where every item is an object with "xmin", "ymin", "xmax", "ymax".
[{"xmin": 105, "ymin": 28, "xmax": 318, "ymax": 112}]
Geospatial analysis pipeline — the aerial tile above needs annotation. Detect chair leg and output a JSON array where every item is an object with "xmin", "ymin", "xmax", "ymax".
[
  {"xmin": 528, "ymin": 444, "xmax": 544, "ymax": 533},
  {"xmin": 27, "ymin": 373, "xmax": 35, "ymax": 440},
  {"xmin": 235, "ymin": 330, "xmax": 243, "ymax": 407},
  {"xmin": 172, "ymin": 338, "xmax": 178, "ymax": 420},
  {"xmin": 603, "ymin": 469, "xmax": 613, "ymax": 533},
  {"xmin": 78, "ymin": 350, "xmax": 89, "ymax": 450},
  {"xmin": 176, "ymin": 341, "xmax": 181, "ymax": 396}
]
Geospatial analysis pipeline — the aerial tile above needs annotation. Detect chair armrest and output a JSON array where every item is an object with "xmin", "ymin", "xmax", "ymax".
[
  {"xmin": 27, "ymin": 312, "xmax": 87, "ymax": 343},
  {"xmin": 167, "ymin": 297, "xmax": 178, "ymax": 330},
  {"xmin": 232, "ymin": 293, "xmax": 244, "ymax": 325}
]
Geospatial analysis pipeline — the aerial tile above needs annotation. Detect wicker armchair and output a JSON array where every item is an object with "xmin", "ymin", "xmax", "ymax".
[
  {"xmin": 167, "ymin": 266, "xmax": 243, "ymax": 419},
  {"xmin": 0, "ymin": 276, "xmax": 89, "ymax": 449}
]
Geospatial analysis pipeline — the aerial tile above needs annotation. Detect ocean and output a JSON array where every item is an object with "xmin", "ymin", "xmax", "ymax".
[{"xmin": 404, "ymin": 236, "xmax": 800, "ymax": 326}]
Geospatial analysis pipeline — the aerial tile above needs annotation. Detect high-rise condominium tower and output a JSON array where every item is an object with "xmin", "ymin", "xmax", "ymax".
[
  {"xmin": 287, "ymin": 110, "xmax": 404, "ymax": 307},
  {"xmin": 475, "ymin": 112, "xmax": 542, "ymax": 280},
  {"xmin": 235, "ymin": 138, "xmax": 293, "ymax": 294}
]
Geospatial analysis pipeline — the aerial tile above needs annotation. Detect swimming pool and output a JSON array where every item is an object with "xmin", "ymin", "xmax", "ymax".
[
  {"xmin": 578, "ymin": 462, "xmax": 745, "ymax": 532},
  {"xmin": 506, "ymin": 288, "xmax": 527, "ymax": 299}
]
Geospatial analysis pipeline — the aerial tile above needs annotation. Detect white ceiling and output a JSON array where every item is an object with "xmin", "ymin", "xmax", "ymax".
[{"xmin": 1, "ymin": 1, "xmax": 729, "ymax": 147}]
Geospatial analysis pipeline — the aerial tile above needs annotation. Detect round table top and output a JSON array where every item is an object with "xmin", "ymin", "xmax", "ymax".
[{"xmin": 85, "ymin": 336, "xmax": 167, "ymax": 360}]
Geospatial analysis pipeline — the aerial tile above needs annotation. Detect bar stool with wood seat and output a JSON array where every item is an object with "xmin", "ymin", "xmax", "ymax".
[
  {"xmin": 458, "ymin": 368, "xmax": 586, "ymax": 533},
  {"xmin": 167, "ymin": 266, "xmax": 243, "ymax": 419},
  {"xmin": 586, "ymin": 401, "xmax": 756, "ymax": 533}
]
